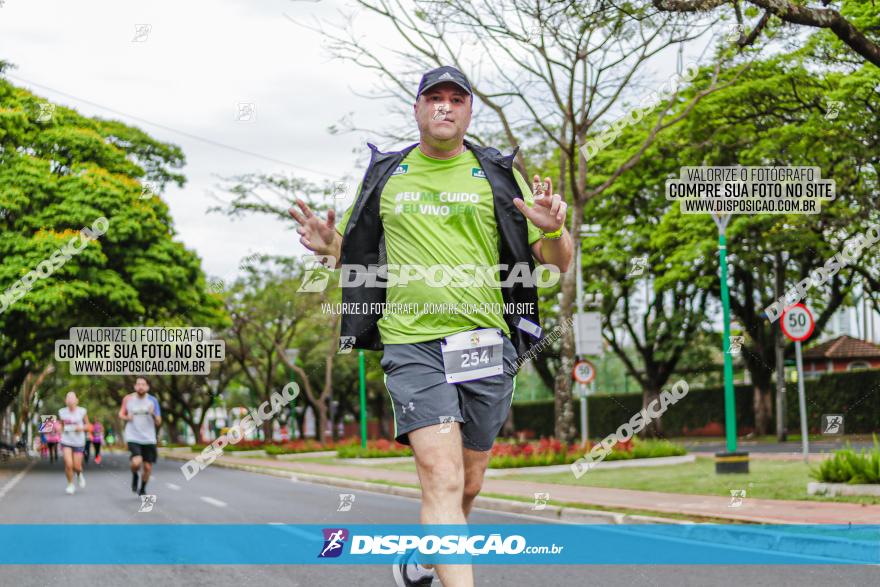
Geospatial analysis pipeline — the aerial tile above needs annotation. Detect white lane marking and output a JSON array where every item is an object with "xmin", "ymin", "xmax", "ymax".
[
  {"xmin": 200, "ymin": 496, "xmax": 227, "ymax": 508},
  {"xmin": 0, "ymin": 461, "xmax": 36, "ymax": 502},
  {"xmin": 165, "ymin": 483, "xmax": 181, "ymax": 490}
]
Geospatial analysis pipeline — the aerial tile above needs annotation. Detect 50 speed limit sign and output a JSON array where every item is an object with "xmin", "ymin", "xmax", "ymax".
[
  {"xmin": 572, "ymin": 360, "xmax": 596, "ymax": 385},
  {"xmin": 781, "ymin": 303, "xmax": 815, "ymax": 342}
]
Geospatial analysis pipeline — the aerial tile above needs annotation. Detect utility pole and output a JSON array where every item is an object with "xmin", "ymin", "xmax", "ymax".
[{"xmin": 712, "ymin": 213, "xmax": 749, "ymax": 474}]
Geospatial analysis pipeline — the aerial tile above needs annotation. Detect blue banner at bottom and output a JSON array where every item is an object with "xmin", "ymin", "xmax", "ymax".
[{"xmin": 0, "ymin": 524, "xmax": 877, "ymax": 565}]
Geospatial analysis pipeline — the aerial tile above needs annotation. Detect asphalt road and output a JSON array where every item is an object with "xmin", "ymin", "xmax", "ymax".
[{"xmin": 0, "ymin": 453, "xmax": 876, "ymax": 586}]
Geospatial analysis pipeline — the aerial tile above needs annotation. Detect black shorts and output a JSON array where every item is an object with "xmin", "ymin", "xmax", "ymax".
[
  {"xmin": 127, "ymin": 442, "xmax": 157, "ymax": 463},
  {"xmin": 381, "ymin": 334, "xmax": 518, "ymax": 452}
]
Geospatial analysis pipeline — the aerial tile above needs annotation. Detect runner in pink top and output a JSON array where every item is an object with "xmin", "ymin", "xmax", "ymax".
[{"xmin": 45, "ymin": 418, "xmax": 61, "ymax": 463}]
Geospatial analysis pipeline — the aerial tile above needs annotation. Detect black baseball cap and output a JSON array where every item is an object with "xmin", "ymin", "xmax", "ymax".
[{"xmin": 416, "ymin": 66, "xmax": 472, "ymax": 99}]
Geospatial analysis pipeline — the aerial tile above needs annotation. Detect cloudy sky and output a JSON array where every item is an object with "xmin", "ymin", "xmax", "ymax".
[
  {"xmin": 0, "ymin": 0, "xmax": 399, "ymax": 284},
  {"xmin": 1, "ymin": 0, "xmax": 710, "ymax": 287}
]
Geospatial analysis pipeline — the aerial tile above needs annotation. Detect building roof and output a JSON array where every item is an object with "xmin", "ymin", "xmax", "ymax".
[{"xmin": 803, "ymin": 335, "xmax": 880, "ymax": 360}]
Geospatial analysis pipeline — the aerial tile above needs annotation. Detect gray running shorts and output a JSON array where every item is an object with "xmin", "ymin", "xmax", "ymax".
[{"xmin": 380, "ymin": 333, "xmax": 518, "ymax": 452}]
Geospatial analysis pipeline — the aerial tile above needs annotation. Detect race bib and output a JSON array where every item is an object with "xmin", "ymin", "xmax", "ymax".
[{"xmin": 440, "ymin": 328, "xmax": 504, "ymax": 383}]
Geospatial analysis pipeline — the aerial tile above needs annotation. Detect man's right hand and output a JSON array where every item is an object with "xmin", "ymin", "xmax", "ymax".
[{"xmin": 288, "ymin": 199, "xmax": 342, "ymax": 267}]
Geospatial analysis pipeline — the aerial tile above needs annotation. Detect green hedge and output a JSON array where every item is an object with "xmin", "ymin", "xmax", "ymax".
[
  {"xmin": 513, "ymin": 369, "xmax": 880, "ymax": 437},
  {"xmin": 785, "ymin": 370, "xmax": 880, "ymax": 434}
]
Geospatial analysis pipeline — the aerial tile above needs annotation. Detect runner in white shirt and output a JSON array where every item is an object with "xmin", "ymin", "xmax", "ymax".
[
  {"xmin": 118, "ymin": 377, "xmax": 162, "ymax": 496},
  {"xmin": 58, "ymin": 392, "xmax": 90, "ymax": 495}
]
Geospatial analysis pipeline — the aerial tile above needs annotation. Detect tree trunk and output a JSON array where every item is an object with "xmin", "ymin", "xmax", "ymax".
[
  {"xmin": 642, "ymin": 386, "xmax": 663, "ymax": 438},
  {"xmin": 166, "ymin": 416, "xmax": 182, "ymax": 443},
  {"xmin": 316, "ymin": 401, "xmax": 329, "ymax": 445},
  {"xmin": 753, "ymin": 376, "xmax": 774, "ymax": 435},
  {"xmin": 553, "ymin": 221, "xmax": 580, "ymax": 442},
  {"xmin": 262, "ymin": 419, "xmax": 273, "ymax": 442}
]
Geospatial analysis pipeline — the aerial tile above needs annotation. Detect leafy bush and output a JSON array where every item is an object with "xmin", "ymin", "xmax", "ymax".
[
  {"xmin": 264, "ymin": 440, "xmax": 333, "ymax": 455},
  {"xmin": 811, "ymin": 436, "xmax": 880, "ymax": 484},
  {"xmin": 487, "ymin": 437, "xmax": 686, "ymax": 469},
  {"xmin": 336, "ymin": 438, "xmax": 413, "ymax": 458}
]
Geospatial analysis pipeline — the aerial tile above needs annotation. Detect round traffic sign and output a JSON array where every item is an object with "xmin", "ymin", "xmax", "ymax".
[
  {"xmin": 781, "ymin": 303, "xmax": 815, "ymax": 342},
  {"xmin": 572, "ymin": 360, "xmax": 596, "ymax": 384}
]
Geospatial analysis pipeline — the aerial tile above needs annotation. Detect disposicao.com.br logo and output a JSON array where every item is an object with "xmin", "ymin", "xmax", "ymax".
[{"xmin": 317, "ymin": 528, "xmax": 563, "ymax": 558}]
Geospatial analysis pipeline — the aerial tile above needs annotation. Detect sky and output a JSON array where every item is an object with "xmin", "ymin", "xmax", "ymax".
[
  {"xmin": 0, "ymin": 0, "xmax": 393, "ymax": 284},
  {"xmin": 0, "ymin": 0, "xmax": 711, "ymax": 289}
]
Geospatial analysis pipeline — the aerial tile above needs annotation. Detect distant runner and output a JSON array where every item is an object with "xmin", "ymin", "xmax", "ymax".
[
  {"xmin": 58, "ymin": 392, "xmax": 89, "ymax": 495},
  {"xmin": 83, "ymin": 422, "xmax": 93, "ymax": 465},
  {"xmin": 45, "ymin": 417, "xmax": 61, "ymax": 463},
  {"xmin": 91, "ymin": 420, "xmax": 104, "ymax": 465},
  {"xmin": 119, "ymin": 377, "xmax": 162, "ymax": 496}
]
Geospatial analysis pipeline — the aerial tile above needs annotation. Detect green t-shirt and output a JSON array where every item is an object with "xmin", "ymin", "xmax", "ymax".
[{"xmin": 337, "ymin": 146, "xmax": 542, "ymax": 344}]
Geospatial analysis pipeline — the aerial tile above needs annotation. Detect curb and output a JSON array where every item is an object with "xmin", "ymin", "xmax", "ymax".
[
  {"xmin": 808, "ymin": 481, "xmax": 880, "ymax": 497},
  {"xmin": 485, "ymin": 454, "xmax": 696, "ymax": 476},
  {"xmin": 161, "ymin": 453, "xmax": 688, "ymax": 525}
]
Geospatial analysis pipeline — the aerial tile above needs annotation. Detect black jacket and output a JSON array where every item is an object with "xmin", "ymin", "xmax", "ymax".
[{"xmin": 339, "ymin": 140, "xmax": 541, "ymax": 360}]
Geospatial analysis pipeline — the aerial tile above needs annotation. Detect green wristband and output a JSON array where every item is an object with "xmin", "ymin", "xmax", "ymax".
[{"xmin": 541, "ymin": 227, "xmax": 563, "ymax": 240}]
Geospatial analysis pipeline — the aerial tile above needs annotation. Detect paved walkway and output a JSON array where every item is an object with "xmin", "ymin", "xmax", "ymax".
[
  {"xmin": 165, "ymin": 452, "xmax": 880, "ymax": 524},
  {"xmin": 690, "ymin": 450, "xmax": 832, "ymax": 462}
]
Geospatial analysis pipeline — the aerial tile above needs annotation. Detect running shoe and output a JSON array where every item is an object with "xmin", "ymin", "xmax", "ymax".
[
  {"xmin": 65, "ymin": 483, "xmax": 75, "ymax": 495},
  {"xmin": 77, "ymin": 472, "xmax": 86, "ymax": 489},
  {"xmin": 392, "ymin": 550, "xmax": 435, "ymax": 586},
  {"xmin": 95, "ymin": 455, "xmax": 102, "ymax": 465}
]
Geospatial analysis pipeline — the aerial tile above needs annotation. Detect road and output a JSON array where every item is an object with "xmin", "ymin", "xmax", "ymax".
[{"xmin": 0, "ymin": 453, "xmax": 876, "ymax": 586}]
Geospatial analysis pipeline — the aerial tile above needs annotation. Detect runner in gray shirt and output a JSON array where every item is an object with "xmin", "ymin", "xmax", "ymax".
[{"xmin": 119, "ymin": 377, "xmax": 162, "ymax": 496}]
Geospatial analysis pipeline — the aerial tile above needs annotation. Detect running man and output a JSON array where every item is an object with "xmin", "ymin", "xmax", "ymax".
[
  {"xmin": 290, "ymin": 66, "xmax": 572, "ymax": 587},
  {"xmin": 58, "ymin": 392, "xmax": 90, "ymax": 494},
  {"xmin": 119, "ymin": 377, "xmax": 162, "ymax": 496}
]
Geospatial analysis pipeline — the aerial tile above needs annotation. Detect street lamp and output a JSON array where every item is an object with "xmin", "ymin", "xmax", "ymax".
[
  {"xmin": 711, "ymin": 212, "xmax": 749, "ymax": 474},
  {"xmin": 284, "ymin": 348, "xmax": 300, "ymax": 439}
]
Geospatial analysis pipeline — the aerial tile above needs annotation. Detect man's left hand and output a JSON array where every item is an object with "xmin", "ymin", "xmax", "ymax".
[{"xmin": 513, "ymin": 175, "xmax": 567, "ymax": 233}]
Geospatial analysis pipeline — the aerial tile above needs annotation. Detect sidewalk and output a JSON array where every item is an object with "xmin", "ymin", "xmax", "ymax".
[
  {"xmin": 163, "ymin": 452, "xmax": 880, "ymax": 524},
  {"xmin": 690, "ymin": 451, "xmax": 832, "ymax": 462}
]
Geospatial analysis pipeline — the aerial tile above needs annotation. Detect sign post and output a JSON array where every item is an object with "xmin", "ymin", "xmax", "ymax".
[
  {"xmin": 781, "ymin": 303, "xmax": 815, "ymax": 463},
  {"xmin": 573, "ymin": 360, "xmax": 595, "ymax": 445}
]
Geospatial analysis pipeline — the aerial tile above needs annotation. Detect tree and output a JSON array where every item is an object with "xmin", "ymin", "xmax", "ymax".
[
  {"xmin": 652, "ymin": 0, "xmax": 880, "ymax": 67},
  {"xmin": 588, "ymin": 51, "xmax": 879, "ymax": 434},
  {"xmin": 0, "ymin": 68, "xmax": 226, "ymax": 417}
]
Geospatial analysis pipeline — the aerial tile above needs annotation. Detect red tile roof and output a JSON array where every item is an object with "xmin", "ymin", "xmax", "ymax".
[{"xmin": 803, "ymin": 335, "xmax": 880, "ymax": 360}]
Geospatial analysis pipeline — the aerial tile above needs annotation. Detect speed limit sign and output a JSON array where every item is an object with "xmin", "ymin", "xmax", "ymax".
[
  {"xmin": 781, "ymin": 303, "xmax": 815, "ymax": 342},
  {"xmin": 572, "ymin": 360, "xmax": 596, "ymax": 385}
]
